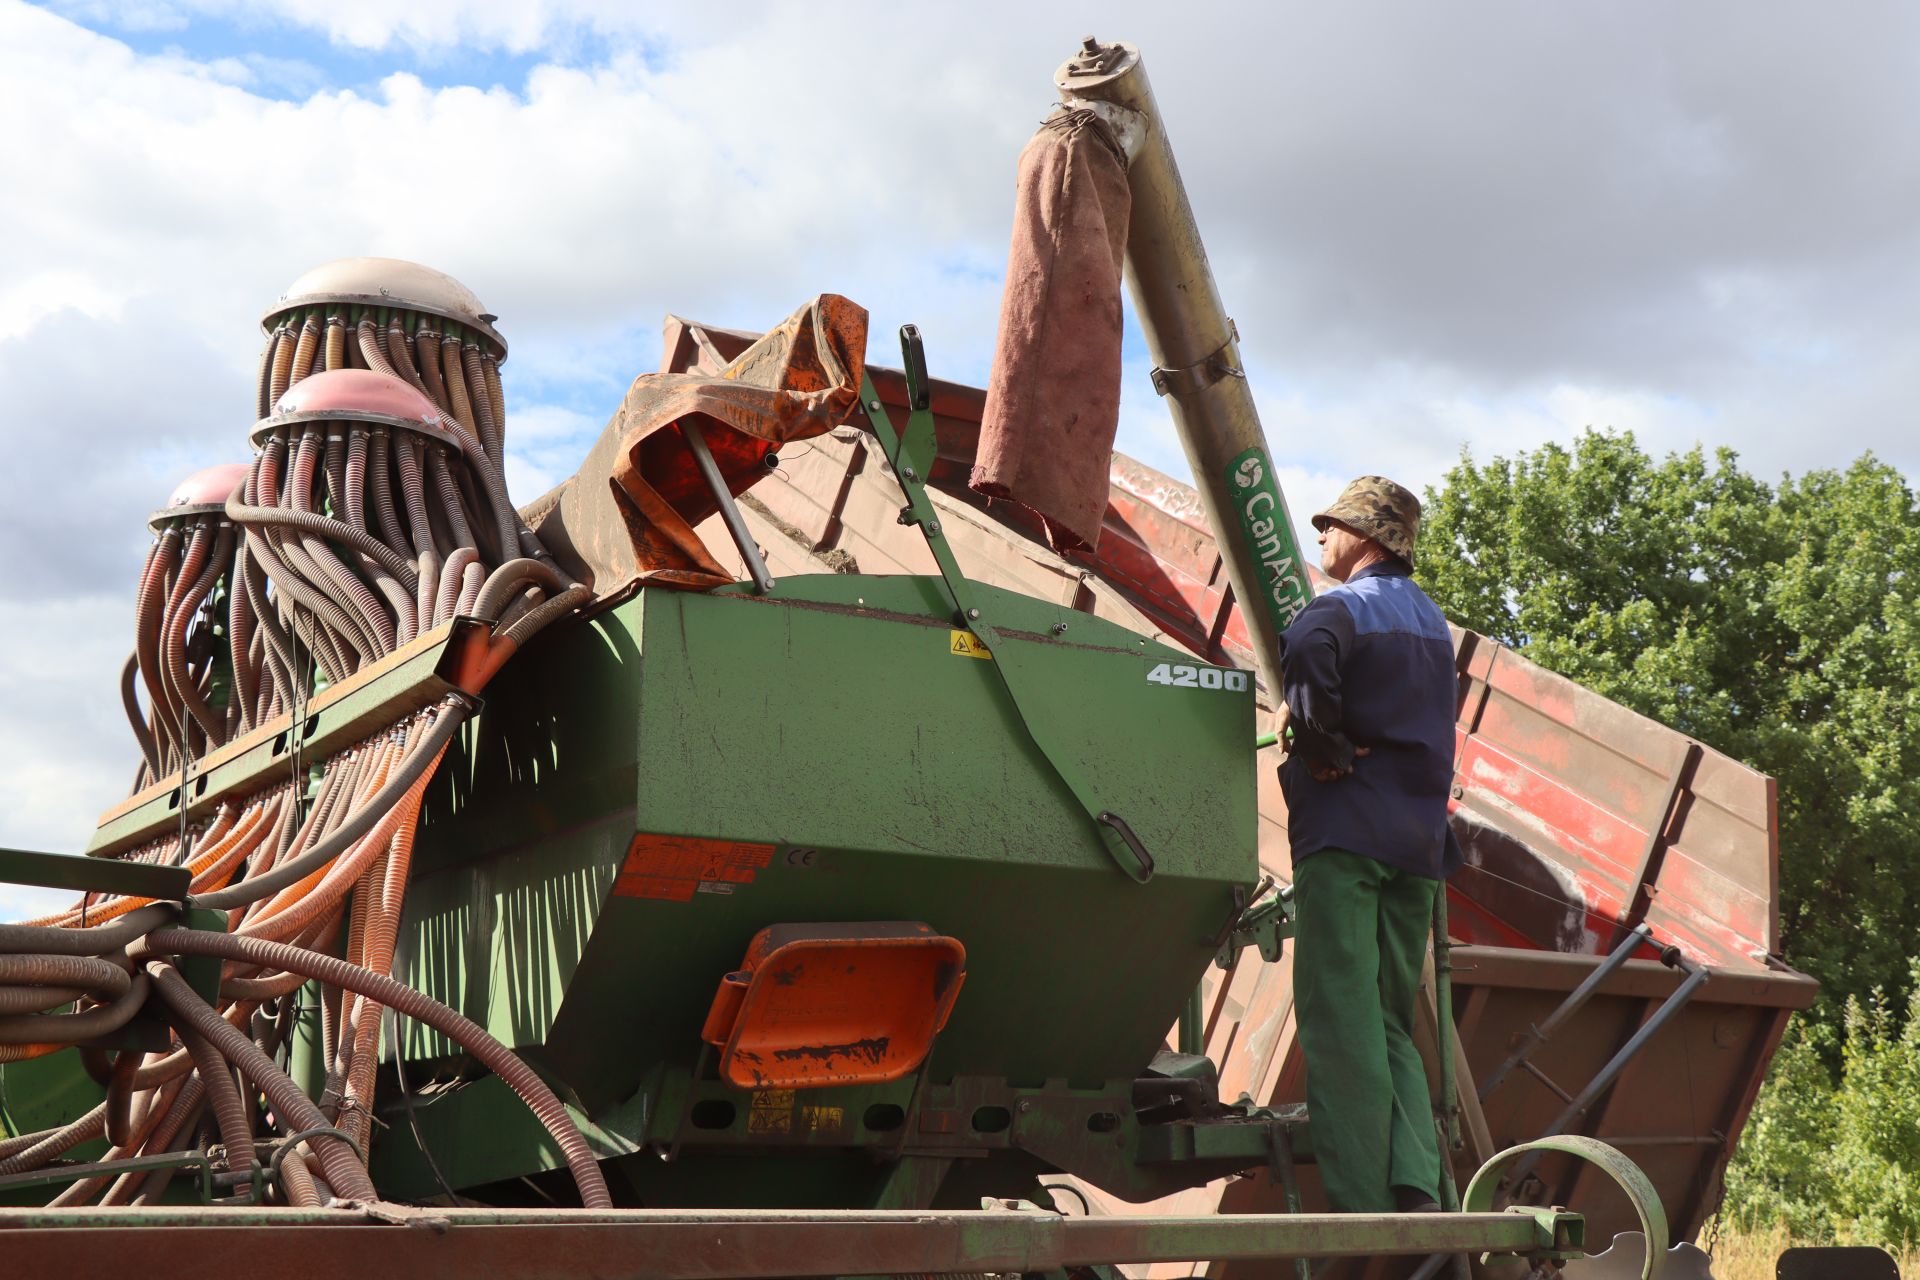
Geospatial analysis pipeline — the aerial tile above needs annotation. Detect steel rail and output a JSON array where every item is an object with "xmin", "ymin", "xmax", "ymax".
[
  {"xmin": 1478, "ymin": 922, "xmax": 1655, "ymax": 1101},
  {"xmin": 680, "ymin": 417, "xmax": 775, "ymax": 595},
  {"xmin": 0, "ymin": 1205, "xmax": 1574, "ymax": 1278}
]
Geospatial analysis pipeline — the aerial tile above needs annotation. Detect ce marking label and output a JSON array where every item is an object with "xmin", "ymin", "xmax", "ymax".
[{"xmin": 783, "ymin": 846, "xmax": 820, "ymax": 869}]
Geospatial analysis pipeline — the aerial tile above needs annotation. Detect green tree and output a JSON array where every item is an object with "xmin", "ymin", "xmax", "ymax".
[
  {"xmin": 1723, "ymin": 967, "xmax": 1920, "ymax": 1245},
  {"xmin": 1420, "ymin": 430, "xmax": 1920, "ymax": 1024}
]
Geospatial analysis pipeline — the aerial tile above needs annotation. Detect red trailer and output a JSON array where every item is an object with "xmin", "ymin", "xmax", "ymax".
[{"xmin": 658, "ymin": 317, "xmax": 1818, "ymax": 1269}]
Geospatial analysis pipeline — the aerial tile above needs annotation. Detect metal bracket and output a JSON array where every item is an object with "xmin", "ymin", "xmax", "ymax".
[
  {"xmin": 1615, "ymin": 739, "xmax": 1702, "ymax": 946},
  {"xmin": 858, "ymin": 327, "xmax": 1153, "ymax": 883},
  {"xmin": 1465, "ymin": 1136, "xmax": 1664, "ymax": 1278},
  {"xmin": 1214, "ymin": 879, "xmax": 1293, "ymax": 969},
  {"xmin": 0, "ymin": 1150, "xmax": 214, "ymax": 1201},
  {"xmin": 1150, "ymin": 322, "xmax": 1247, "ymax": 399}
]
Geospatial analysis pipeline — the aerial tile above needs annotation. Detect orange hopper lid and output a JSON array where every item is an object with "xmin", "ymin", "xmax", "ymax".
[{"xmin": 701, "ymin": 922, "xmax": 967, "ymax": 1091}]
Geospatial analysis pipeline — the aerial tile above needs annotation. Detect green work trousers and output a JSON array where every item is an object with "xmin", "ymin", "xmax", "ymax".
[{"xmin": 1293, "ymin": 847, "xmax": 1441, "ymax": 1213}]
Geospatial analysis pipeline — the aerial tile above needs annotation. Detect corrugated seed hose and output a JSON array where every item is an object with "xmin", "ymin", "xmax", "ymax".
[
  {"xmin": 2, "ymin": 265, "xmax": 603, "ymax": 1210},
  {"xmin": 148, "ymin": 928, "xmax": 613, "ymax": 1208}
]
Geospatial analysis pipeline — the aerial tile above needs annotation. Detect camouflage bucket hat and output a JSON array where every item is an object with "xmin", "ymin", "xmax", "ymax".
[{"xmin": 1312, "ymin": 475, "xmax": 1422, "ymax": 564}]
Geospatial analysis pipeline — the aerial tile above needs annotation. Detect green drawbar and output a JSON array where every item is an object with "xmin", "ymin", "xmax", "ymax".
[{"xmin": 1292, "ymin": 847, "xmax": 1442, "ymax": 1213}]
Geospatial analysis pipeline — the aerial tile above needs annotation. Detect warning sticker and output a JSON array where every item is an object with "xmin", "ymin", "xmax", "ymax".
[
  {"xmin": 612, "ymin": 832, "xmax": 777, "ymax": 902},
  {"xmin": 799, "ymin": 1105, "xmax": 848, "ymax": 1138},
  {"xmin": 948, "ymin": 629, "xmax": 992, "ymax": 660},
  {"xmin": 748, "ymin": 1088, "xmax": 795, "ymax": 1135}
]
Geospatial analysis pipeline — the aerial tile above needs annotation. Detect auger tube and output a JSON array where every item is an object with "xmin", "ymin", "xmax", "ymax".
[{"xmin": 1055, "ymin": 37, "xmax": 1315, "ymax": 694}]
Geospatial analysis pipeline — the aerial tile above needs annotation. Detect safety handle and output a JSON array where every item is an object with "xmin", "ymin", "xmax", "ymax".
[{"xmin": 899, "ymin": 325, "xmax": 931, "ymax": 411}]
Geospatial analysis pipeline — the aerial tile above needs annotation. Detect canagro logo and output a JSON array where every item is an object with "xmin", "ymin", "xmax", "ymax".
[{"xmin": 1229, "ymin": 449, "xmax": 1310, "ymax": 629}]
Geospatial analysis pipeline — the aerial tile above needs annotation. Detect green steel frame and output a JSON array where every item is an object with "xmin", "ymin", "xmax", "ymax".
[
  {"xmin": 85, "ymin": 620, "xmax": 482, "ymax": 859},
  {"xmin": 0, "ymin": 1202, "xmax": 1589, "ymax": 1278},
  {"xmin": 0, "ymin": 323, "xmax": 1679, "ymax": 1280}
]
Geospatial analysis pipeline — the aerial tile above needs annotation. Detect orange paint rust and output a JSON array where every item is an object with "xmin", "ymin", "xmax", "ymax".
[{"xmin": 611, "ymin": 831, "xmax": 776, "ymax": 903}]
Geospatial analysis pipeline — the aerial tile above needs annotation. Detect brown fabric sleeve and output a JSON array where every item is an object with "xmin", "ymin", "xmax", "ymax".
[{"xmin": 971, "ymin": 109, "xmax": 1133, "ymax": 555}]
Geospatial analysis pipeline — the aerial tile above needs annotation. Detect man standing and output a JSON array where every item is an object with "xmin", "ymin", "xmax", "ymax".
[{"xmin": 1279, "ymin": 475, "xmax": 1462, "ymax": 1214}]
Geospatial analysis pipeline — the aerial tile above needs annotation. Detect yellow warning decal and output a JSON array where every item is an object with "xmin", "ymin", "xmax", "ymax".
[
  {"xmin": 949, "ymin": 629, "xmax": 992, "ymax": 660},
  {"xmin": 748, "ymin": 1088, "xmax": 795, "ymax": 1134},
  {"xmin": 799, "ymin": 1105, "xmax": 847, "ymax": 1136},
  {"xmin": 747, "ymin": 1108, "xmax": 791, "ymax": 1135}
]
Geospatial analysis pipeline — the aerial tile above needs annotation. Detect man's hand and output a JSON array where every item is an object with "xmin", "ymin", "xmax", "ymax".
[
  {"xmin": 1309, "ymin": 746, "xmax": 1370, "ymax": 783},
  {"xmin": 1272, "ymin": 703, "xmax": 1292, "ymax": 756}
]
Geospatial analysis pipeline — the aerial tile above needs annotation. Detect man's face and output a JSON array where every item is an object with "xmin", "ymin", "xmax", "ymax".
[{"xmin": 1317, "ymin": 520, "xmax": 1374, "ymax": 582}]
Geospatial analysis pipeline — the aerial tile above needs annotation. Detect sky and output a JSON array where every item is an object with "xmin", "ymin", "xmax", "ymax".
[{"xmin": 4, "ymin": 1, "xmax": 1919, "ymax": 913}]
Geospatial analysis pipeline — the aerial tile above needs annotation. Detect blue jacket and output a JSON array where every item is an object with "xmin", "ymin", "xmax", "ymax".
[{"xmin": 1278, "ymin": 561, "xmax": 1463, "ymax": 880}]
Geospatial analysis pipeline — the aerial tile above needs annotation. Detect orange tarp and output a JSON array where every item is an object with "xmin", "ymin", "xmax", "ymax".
[{"xmin": 525, "ymin": 294, "xmax": 867, "ymax": 592}]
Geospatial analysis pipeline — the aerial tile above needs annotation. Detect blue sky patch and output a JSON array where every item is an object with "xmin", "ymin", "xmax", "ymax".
[{"xmin": 39, "ymin": 2, "xmax": 656, "ymax": 102}]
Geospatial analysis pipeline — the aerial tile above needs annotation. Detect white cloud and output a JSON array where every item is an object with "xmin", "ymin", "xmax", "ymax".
[
  {"xmin": 0, "ymin": 270, "xmax": 125, "ymax": 341},
  {"xmin": 203, "ymin": 0, "xmax": 605, "ymax": 54},
  {"xmin": 0, "ymin": 596, "xmax": 140, "ymax": 891},
  {"xmin": 45, "ymin": 0, "xmax": 186, "ymax": 34},
  {"xmin": 5, "ymin": 0, "xmax": 1920, "ymax": 894}
]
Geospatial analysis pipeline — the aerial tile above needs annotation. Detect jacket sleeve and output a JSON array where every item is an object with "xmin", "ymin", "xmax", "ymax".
[{"xmin": 1279, "ymin": 595, "xmax": 1357, "ymax": 771}]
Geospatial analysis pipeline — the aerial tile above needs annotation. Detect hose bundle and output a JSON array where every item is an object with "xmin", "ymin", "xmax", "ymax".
[
  {"xmin": 122, "ymin": 257, "xmax": 577, "ymax": 767},
  {"xmin": 13, "ymin": 260, "xmax": 603, "ymax": 1210},
  {"xmin": 125, "ymin": 465, "xmax": 250, "ymax": 791},
  {"xmin": 252, "ymin": 257, "xmax": 538, "ymax": 650},
  {"xmin": 228, "ymin": 364, "xmax": 554, "ymax": 708}
]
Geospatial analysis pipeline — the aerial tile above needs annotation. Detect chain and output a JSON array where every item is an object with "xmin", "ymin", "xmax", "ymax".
[{"xmin": 289, "ymin": 598, "xmax": 309, "ymax": 820}]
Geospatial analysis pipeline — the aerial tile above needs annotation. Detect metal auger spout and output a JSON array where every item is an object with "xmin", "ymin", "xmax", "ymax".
[{"xmin": 1055, "ymin": 36, "xmax": 1315, "ymax": 696}]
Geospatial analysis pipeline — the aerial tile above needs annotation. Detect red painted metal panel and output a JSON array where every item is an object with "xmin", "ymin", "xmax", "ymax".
[{"xmin": 660, "ymin": 320, "xmax": 1813, "ymax": 1264}]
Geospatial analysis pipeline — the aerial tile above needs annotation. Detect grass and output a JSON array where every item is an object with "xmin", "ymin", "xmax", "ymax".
[{"xmin": 1705, "ymin": 1219, "xmax": 1915, "ymax": 1279}]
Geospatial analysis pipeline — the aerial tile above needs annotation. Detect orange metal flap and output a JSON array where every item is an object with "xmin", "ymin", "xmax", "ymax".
[{"xmin": 701, "ymin": 922, "xmax": 966, "ymax": 1091}]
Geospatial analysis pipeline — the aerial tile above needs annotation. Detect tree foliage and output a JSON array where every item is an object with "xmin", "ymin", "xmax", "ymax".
[
  {"xmin": 1419, "ymin": 430, "xmax": 1920, "ymax": 1023},
  {"xmin": 1721, "ymin": 968, "xmax": 1920, "ymax": 1246}
]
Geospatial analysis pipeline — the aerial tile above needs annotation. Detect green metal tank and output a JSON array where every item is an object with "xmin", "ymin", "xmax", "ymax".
[{"xmin": 368, "ymin": 571, "xmax": 1257, "ymax": 1207}]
